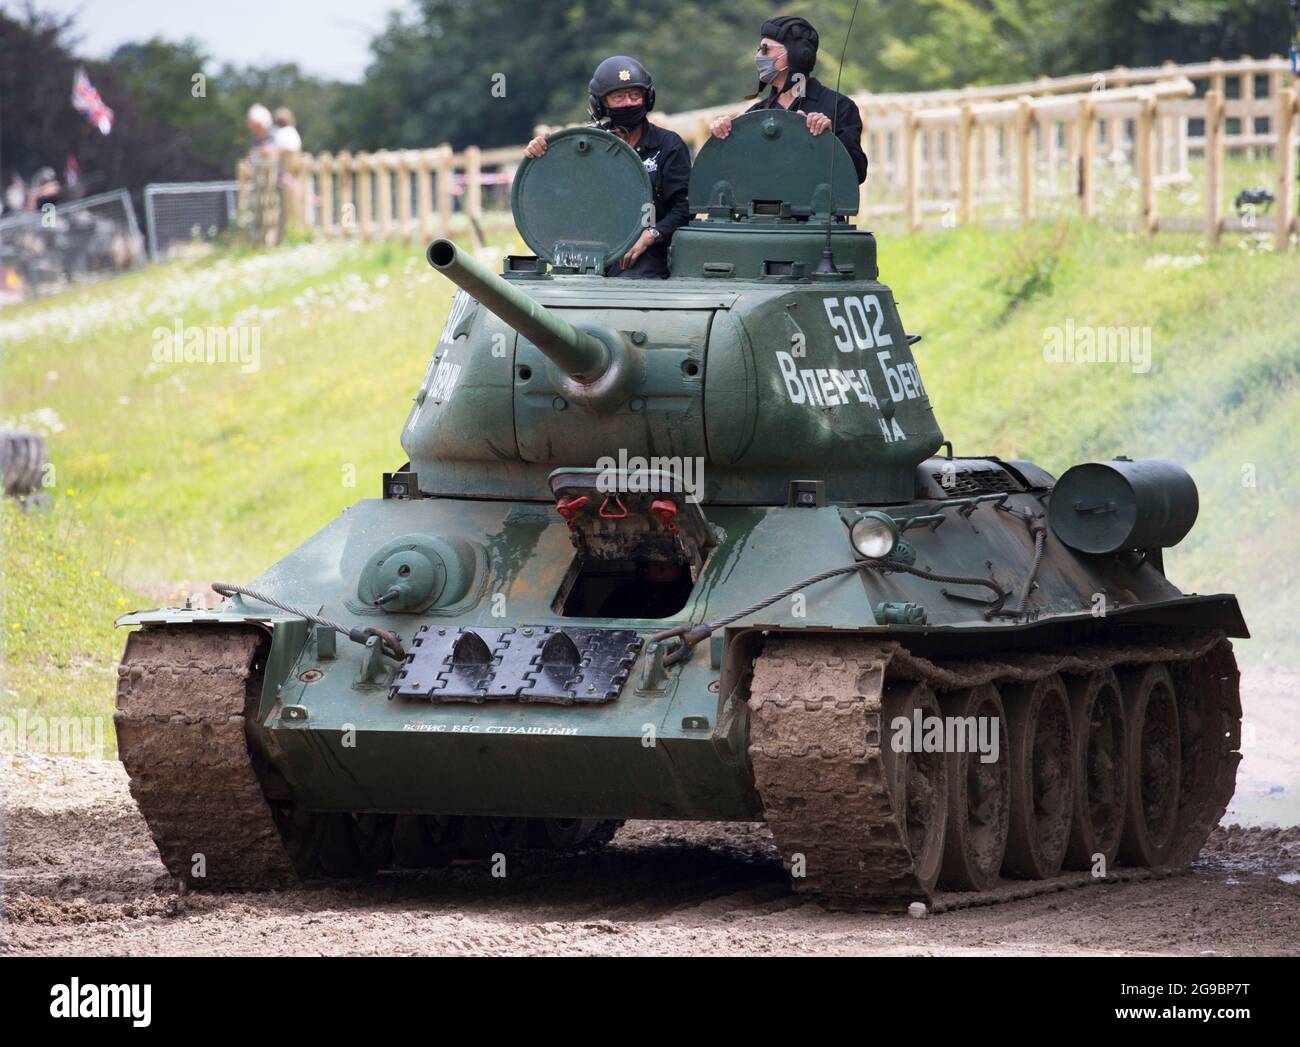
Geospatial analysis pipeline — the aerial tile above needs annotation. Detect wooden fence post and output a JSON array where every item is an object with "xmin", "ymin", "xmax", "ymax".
[
  {"xmin": 1276, "ymin": 87, "xmax": 1296, "ymax": 251},
  {"xmin": 395, "ymin": 150, "xmax": 413, "ymax": 242},
  {"xmin": 465, "ymin": 145, "xmax": 483, "ymax": 225},
  {"xmin": 1268, "ymin": 54, "xmax": 1285, "ymax": 159},
  {"xmin": 417, "ymin": 150, "xmax": 435, "ymax": 241},
  {"xmin": 355, "ymin": 152, "xmax": 372, "ymax": 240},
  {"xmin": 296, "ymin": 153, "xmax": 312, "ymax": 231},
  {"xmin": 958, "ymin": 104, "xmax": 974, "ymax": 224},
  {"xmin": 975, "ymin": 122, "xmax": 988, "ymax": 186},
  {"xmin": 1205, "ymin": 90, "xmax": 1224, "ymax": 244},
  {"xmin": 1137, "ymin": 95, "xmax": 1156, "ymax": 233},
  {"xmin": 1078, "ymin": 97, "xmax": 1095, "ymax": 218},
  {"xmin": 374, "ymin": 152, "xmax": 393, "ymax": 240},
  {"xmin": 318, "ymin": 152, "xmax": 334, "ymax": 236},
  {"xmin": 904, "ymin": 111, "xmax": 921, "ymax": 232},
  {"xmin": 334, "ymin": 150, "xmax": 353, "ymax": 236},
  {"xmin": 436, "ymin": 144, "xmax": 454, "ymax": 235},
  {"xmin": 1208, "ymin": 57, "xmax": 1226, "ymax": 97},
  {"xmin": 236, "ymin": 158, "xmax": 252, "ymax": 236},
  {"xmin": 1240, "ymin": 55, "xmax": 1256, "ymax": 160},
  {"xmin": 1018, "ymin": 97, "xmax": 1035, "ymax": 223}
]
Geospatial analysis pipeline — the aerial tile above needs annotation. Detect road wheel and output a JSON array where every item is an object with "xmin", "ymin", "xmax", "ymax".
[
  {"xmin": 882, "ymin": 680, "xmax": 949, "ymax": 894},
  {"xmin": 1063, "ymin": 669, "xmax": 1127, "ymax": 871},
  {"xmin": 939, "ymin": 684, "xmax": 1010, "ymax": 892},
  {"xmin": 1003, "ymin": 673, "xmax": 1074, "ymax": 879},
  {"xmin": 1118, "ymin": 663, "xmax": 1181, "ymax": 867}
]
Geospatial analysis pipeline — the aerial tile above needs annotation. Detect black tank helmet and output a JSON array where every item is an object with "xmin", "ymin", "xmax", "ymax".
[
  {"xmin": 760, "ymin": 14, "xmax": 820, "ymax": 78},
  {"xmin": 588, "ymin": 56, "xmax": 656, "ymax": 121}
]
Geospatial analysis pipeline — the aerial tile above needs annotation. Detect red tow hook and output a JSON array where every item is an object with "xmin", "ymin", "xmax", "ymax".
[
  {"xmin": 555, "ymin": 495, "xmax": 589, "ymax": 530},
  {"xmin": 650, "ymin": 498, "xmax": 679, "ymax": 533},
  {"xmin": 598, "ymin": 494, "xmax": 629, "ymax": 519}
]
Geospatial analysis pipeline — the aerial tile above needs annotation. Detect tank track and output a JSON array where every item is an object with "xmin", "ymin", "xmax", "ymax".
[
  {"xmin": 115, "ymin": 626, "xmax": 301, "ymax": 888},
  {"xmin": 116, "ymin": 625, "xmax": 623, "ymax": 889},
  {"xmin": 748, "ymin": 627, "xmax": 1240, "ymax": 910}
]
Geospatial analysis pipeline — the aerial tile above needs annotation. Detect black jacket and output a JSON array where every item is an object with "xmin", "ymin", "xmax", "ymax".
[
  {"xmin": 747, "ymin": 76, "xmax": 868, "ymax": 184},
  {"xmin": 605, "ymin": 120, "xmax": 691, "ymax": 278}
]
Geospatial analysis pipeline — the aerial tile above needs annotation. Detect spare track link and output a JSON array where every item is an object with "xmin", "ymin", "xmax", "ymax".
[
  {"xmin": 115, "ymin": 625, "xmax": 301, "ymax": 889},
  {"xmin": 747, "ymin": 628, "xmax": 1240, "ymax": 910}
]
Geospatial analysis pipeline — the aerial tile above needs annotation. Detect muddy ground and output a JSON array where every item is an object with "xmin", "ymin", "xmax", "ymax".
[{"xmin": 3, "ymin": 744, "xmax": 1298, "ymax": 957}]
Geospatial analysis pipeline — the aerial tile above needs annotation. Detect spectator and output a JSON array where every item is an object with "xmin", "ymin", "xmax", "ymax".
[
  {"xmin": 247, "ymin": 104, "xmax": 275, "ymax": 154},
  {"xmin": 273, "ymin": 108, "xmax": 302, "ymax": 153},
  {"xmin": 26, "ymin": 167, "xmax": 61, "ymax": 210},
  {"xmin": 4, "ymin": 175, "xmax": 25, "ymax": 214}
]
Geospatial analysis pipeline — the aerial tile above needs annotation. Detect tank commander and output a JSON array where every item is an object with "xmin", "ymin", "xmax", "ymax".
[
  {"xmin": 708, "ymin": 14, "xmax": 868, "ymax": 184},
  {"xmin": 524, "ymin": 57, "xmax": 690, "ymax": 278}
]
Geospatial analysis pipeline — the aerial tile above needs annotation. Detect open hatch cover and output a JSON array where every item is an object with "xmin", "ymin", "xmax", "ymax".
[{"xmin": 511, "ymin": 127, "xmax": 652, "ymax": 272}]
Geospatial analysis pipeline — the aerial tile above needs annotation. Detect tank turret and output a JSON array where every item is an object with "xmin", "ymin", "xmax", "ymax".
[{"xmin": 412, "ymin": 113, "xmax": 943, "ymax": 504}]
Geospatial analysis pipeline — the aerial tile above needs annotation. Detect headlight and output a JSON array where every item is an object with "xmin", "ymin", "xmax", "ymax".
[{"xmin": 850, "ymin": 512, "xmax": 899, "ymax": 559}]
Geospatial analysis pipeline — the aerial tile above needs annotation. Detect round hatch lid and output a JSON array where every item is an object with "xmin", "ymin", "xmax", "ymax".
[
  {"xmin": 511, "ymin": 127, "xmax": 652, "ymax": 271},
  {"xmin": 688, "ymin": 109, "xmax": 860, "ymax": 219}
]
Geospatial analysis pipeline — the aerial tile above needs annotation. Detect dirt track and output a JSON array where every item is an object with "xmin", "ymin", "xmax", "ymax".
[{"xmin": 3, "ymin": 748, "xmax": 1298, "ymax": 956}]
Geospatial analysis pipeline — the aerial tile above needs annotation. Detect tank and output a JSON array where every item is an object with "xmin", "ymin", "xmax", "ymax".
[{"xmin": 115, "ymin": 112, "xmax": 1247, "ymax": 908}]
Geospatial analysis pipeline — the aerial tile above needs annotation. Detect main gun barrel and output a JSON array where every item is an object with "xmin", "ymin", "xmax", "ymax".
[{"xmin": 427, "ymin": 239, "xmax": 609, "ymax": 382}]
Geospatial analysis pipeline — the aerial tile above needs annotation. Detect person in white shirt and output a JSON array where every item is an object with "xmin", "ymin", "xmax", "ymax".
[{"xmin": 273, "ymin": 108, "xmax": 302, "ymax": 153}]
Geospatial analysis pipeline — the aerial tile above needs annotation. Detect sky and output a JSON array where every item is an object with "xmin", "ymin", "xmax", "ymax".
[{"xmin": 7, "ymin": 0, "xmax": 411, "ymax": 82}]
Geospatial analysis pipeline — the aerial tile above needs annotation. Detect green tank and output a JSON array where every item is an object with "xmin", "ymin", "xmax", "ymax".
[{"xmin": 115, "ymin": 112, "xmax": 1247, "ymax": 907}]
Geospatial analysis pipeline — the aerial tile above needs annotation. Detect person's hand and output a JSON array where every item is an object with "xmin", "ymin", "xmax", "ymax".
[
  {"xmin": 621, "ymin": 228, "xmax": 656, "ymax": 269},
  {"xmin": 709, "ymin": 116, "xmax": 732, "ymax": 139},
  {"xmin": 524, "ymin": 136, "xmax": 549, "ymax": 159},
  {"xmin": 805, "ymin": 112, "xmax": 832, "ymax": 136}
]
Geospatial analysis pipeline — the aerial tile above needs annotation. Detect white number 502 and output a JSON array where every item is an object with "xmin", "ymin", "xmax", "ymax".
[{"xmin": 822, "ymin": 295, "xmax": 894, "ymax": 353}]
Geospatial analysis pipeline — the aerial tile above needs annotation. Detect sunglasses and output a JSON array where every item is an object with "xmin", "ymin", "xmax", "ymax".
[{"xmin": 756, "ymin": 42, "xmax": 785, "ymax": 55}]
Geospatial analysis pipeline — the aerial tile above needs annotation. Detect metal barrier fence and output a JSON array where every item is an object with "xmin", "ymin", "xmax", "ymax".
[
  {"xmin": 0, "ymin": 188, "xmax": 144, "ymax": 300},
  {"xmin": 143, "ymin": 181, "xmax": 238, "ymax": 262}
]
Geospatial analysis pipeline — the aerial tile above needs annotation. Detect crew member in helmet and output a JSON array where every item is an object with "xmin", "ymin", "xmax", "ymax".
[
  {"xmin": 709, "ymin": 14, "xmax": 867, "ymax": 184},
  {"xmin": 524, "ymin": 56, "xmax": 690, "ymax": 278}
]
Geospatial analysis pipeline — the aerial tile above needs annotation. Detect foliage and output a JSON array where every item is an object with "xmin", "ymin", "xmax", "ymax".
[
  {"xmin": 0, "ymin": 8, "xmax": 350, "ymax": 201},
  {"xmin": 987, "ymin": 220, "xmax": 1074, "ymax": 318}
]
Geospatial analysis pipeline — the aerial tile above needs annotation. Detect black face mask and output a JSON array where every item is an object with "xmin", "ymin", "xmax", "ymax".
[{"xmin": 607, "ymin": 103, "xmax": 646, "ymax": 130}]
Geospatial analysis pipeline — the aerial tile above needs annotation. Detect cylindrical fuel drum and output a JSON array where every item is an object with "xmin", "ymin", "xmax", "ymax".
[{"xmin": 1048, "ymin": 458, "xmax": 1198, "ymax": 554}]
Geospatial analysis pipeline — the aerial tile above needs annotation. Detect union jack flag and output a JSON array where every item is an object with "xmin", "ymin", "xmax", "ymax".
[{"xmin": 71, "ymin": 67, "xmax": 114, "ymax": 135}]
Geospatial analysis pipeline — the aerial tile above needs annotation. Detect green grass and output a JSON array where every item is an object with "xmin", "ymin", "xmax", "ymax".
[
  {"xmin": 2, "ymin": 218, "xmax": 1296, "ymax": 752},
  {"xmin": 881, "ymin": 219, "xmax": 1300, "ymax": 666}
]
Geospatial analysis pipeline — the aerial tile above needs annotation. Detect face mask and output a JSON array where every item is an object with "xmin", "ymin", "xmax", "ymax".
[
  {"xmin": 756, "ymin": 54, "xmax": 781, "ymax": 84},
  {"xmin": 607, "ymin": 103, "xmax": 647, "ymax": 129}
]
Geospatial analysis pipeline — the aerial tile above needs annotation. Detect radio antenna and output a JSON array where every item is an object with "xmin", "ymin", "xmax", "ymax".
[{"xmin": 814, "ymin": 0, "xmax": 862, "ymax": 276}]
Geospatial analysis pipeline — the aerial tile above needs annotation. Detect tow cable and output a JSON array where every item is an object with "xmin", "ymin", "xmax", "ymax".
[
  {"xmin": 651, "ymin": 559, "xmax": 1009, "ymax": 667},
  {"xmin": 211, "ymin": 582, "xmax": 406, "ymax": 660}
]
